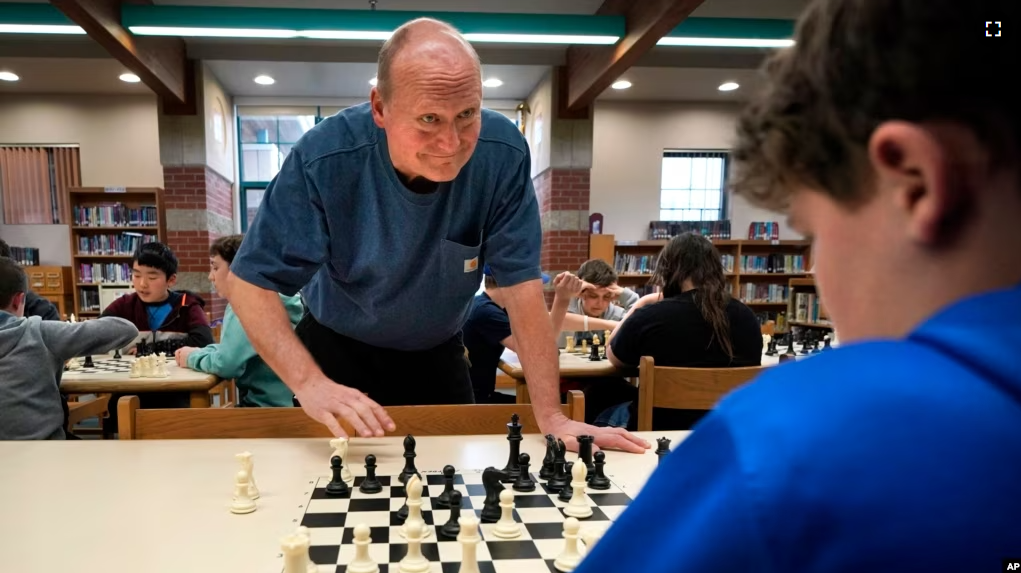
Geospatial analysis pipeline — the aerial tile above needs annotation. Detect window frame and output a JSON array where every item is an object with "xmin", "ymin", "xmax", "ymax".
[{"xmin": 659, "ymin": 150, "xmax": 730, "ymax": 222}]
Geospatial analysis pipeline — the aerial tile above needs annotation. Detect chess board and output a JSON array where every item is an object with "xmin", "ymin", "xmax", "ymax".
[
  {"xmin": 289, "ymin": 468, "xmax": 633, "ymax": 573},
  {"xmin": 66, "ymin": 357, "xmax": 133, "ymax": 374}
]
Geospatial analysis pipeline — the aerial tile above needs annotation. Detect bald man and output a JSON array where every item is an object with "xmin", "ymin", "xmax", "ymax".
[{"xmin": 227, "ymin": 18, "xmax": 648, "ymax": 453}]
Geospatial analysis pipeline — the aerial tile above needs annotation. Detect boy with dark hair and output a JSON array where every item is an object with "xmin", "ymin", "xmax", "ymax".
[
  {"xmin": 576, "ymin": 0, "xmax": 1020, "ymax": 571},
  {"xmin": 0, "ymin": 257, "xmax": 138, "ymax": 440},
  {"xmin": 566, "ymin": 259, "xmax": 639, "ymax": 345},
  {"xmin": 102, "ymin": 241, "xmax": 213, "ymax": 350},
  {"xmin": 0, "ymin": 238, "xmax": 60, "ymax": 321}
]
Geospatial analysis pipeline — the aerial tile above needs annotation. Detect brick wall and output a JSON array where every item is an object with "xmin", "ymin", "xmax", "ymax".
[{"xmin": 535, "ymin": 168, "xmax": 592, "ymax": 306}]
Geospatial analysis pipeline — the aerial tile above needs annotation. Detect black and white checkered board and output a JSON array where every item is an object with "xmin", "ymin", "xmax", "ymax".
[
  {"xmin": 68, "ymin": 357, "xmax": 133, "ymax": 373},
  {"xmin": 291, "ymin": 468, "xmax": 632, "ymax": 573}
]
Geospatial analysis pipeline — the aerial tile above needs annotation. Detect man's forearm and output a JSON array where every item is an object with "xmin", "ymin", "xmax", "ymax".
[
  {"xmin": 227, "ymin": 273, "xmax": 320, "ymax": 392},
  {"xmin": 503, "ymin": 280, "xmax": 562, "ymax": 422},
  {"xmin": 561, "ymin": 313, "xmax": 619, "ymax": 333},
  {"xmin": 549, "ymin": 295, "xmax": 571, "ymax": 335}
]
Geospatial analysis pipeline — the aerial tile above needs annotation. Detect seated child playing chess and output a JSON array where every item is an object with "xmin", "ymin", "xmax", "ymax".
[
  {"xmin": 576, "ymin": 0, "xmax": 1021, "ymax": 570},
  {"xmin": 174, "ymin": 235, "xmax": 304, "ymax": 407},
  {"xmin": 563, "ymin": 259, "xmax": 640, "ymax": 345},
  {"xmin": 0, "ymin": 257, "xmax": 138, "ymax": 440}
]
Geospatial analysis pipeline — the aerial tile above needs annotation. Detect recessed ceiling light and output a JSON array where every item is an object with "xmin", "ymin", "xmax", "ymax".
[
  {"xmin": 610, "ymin": 80, "xmax": 632, "ymax": 90},
  {"xmin": 119, "ymin": 73, "xmax": 141, "ymax": 83},
  {"xmin": 254, "ymin": 75, "xmax": 275, "ymax": 85},
  {"xmin": 718, "ymin": 82, "xmax": 740, "ymax": 92},
  {"xmin": 369, "ymin": 76, "xmax": 378, "ymax": 86},
  {"xmin": 483, "ymin": 78, "xmax": 503, "ymax": 88},
  {"xmin": 0, "ymin": 71, "xmax": 19, "ymax": 82}
]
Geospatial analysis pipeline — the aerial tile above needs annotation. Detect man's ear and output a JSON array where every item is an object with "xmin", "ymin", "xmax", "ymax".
[
  {"xmin": 867, "ymin": 121, "xmax": 970, "ymax": 246},
  {"xmin": 370, "ymin": 87, "xmax": 385, "ymax": 129}
]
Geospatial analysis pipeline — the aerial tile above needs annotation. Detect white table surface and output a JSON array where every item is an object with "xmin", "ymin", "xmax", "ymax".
[{"xmin": 0, "ymin": 431, "xmax": 688, "ymax": 573}]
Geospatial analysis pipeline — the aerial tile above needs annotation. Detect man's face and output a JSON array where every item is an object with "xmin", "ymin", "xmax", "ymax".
[
  {"xmin": 580, "ymin": 286, "xmax": 616, "ymax": 318},
  {"xmin": 131, "ymin": 262, "xmax": 174, "ymax": 303},
  {"xmin": 370, "ymin": 59, "xmax": 482, "ymax": 182}
]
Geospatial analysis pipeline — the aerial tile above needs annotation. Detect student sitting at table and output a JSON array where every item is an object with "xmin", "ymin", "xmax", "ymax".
[
  {"xmin": 462, "ymin": 265, "xmax": 581, "ymax": 403},
  {"xmin": 174, "ymin": 235, "xmax": 304, "ymax": 407},
  {"xmin": 0, "ymin": 257, "xmax": 138, "ymax": 440},
  {"xmin": 0, "ymin": 239, "xmax": 61, "ymax": 321},
  {"xmin": 597, "ymin": 232, "xmax": 764, "ymax": 430},
  {"xmin": 564, "ymin": 259, "xmax": 640, "ymax": 346}
]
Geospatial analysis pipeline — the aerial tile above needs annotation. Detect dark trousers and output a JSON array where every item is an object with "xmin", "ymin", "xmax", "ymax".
[
  {"xmin": 295, "ymin": 312, "xmax": 475, "ymax": 406},
  {"xmin": 580, "ymin": 376, "xmax": 709, "ymax": 431}
]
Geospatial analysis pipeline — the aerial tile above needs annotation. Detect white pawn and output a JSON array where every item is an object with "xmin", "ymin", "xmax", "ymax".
[
  {"xmin": 553, "ymin": 517, "xmax": 584, "ymax": 572},
  {"xmin": 236, "ymin": 451, "xmax": 260, "ymax": 500},
  {"xmin": 129, "ymin": 359, "xmax": 141, "ymax": 378},
  {"xmin": 230, "ymin": 470, "xmax": 257, "ymax": 514},
  {"xmin": 281, "ymin": 532, "xmax": 311, "ymax": 573},
  {"xmin": 397, "ymin": 520, "xmax": 430, "ymax": 573},
  {"xmin": 564, "ymin": 458, "xmax": 593, "ymax": 519},
  {"xmin": 329, "ymin": 437, "xmax": 354, "ymax": 487},
  {"xmin": 457, "ymin": 514, "xmax": 482, "ymax": 573},
  {"xmin": 155, "ymin": 353, "xmax": 168, "ymax": 378},
  {"xmin": 346, "ymin": 523, "xmax": 379, "ymax": 573},
  {"xmin": 295, "ymin": 526, "xmax": 318, "ymax": 573},
  {"xmin": 493, "ymin": 488, "xmax": 521, "ymax": 539},
  {"xmin": 399, "ymin": 475, "xmax": 432, "ymax": 539}
]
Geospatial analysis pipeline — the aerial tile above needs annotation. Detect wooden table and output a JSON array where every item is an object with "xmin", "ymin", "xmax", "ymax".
[
  {"xmin": 60, "ymin": 353, "xmax": 223, "ymax": 408},
  {"xmin": 498, "ymin": 349, "xmax": 638, "ymax": 404},
  {"xmin": 0, "ymin": 431, "xmax": 687, "ymax": 573}
]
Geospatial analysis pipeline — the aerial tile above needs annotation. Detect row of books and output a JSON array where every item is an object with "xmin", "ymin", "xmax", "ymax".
[
  {"xmin": 793, "ymin": 292, "xmax": 825, "ymax": 323},
  {"xmin": 614, "ymin": 253, "xmax": 657, "ymax": 275},
  {"xmin": 77, "ymin": 263, "xmax": 132, "ymax": 285},
  {"xmin": 76, "ymin": 233, "xmax": 158, "ymax": 256},
  {"xmin": 740, "ymin": 254, "xmax": 807, "ymax": 274},
  {"xmin": 754, "ymin": 311, "xmax": 788, "ymax": 331},
  {"xmin": 77, "ymin": 288, "xmax": 101, "ymax": 312},
  {"xmin": 649, "ymin": 220, "xmax": 732, "ymax": 240},
  {"xmin": 721, "ymin": 254, "xmax": 735, "ymax": 273},
  {"xmin": 4, "ymin": 245, "xmax": 39, "ymax": 266},
  {"xmin": 748, "ymin": 221, "xmax": 782, "ymax": 240},
  {"xmin": 739, "ymin": 284, "xmax": 789, "ymax": 304},
  {"xmin": 72, "ymin": 204, "xmax": 158, "ymax": 227}
]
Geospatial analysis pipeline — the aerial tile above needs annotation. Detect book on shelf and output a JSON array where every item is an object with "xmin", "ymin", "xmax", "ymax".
[
  {"xmin": 76, "ymin": 232, "xmax": 157, "ymax": 256},
  {"xmin": 740, "ymin": 283, "xmax": 789, "ymax": 304},
  {"xmin": 77, "ymin": 288, "xmax": 101, "ymax": 312},
  {"xmin": 614, "ymin": 253, "xmax": 657, "ymax": 275},
  {"xmin": 72, "ymin": 203, "xmax": 158, "ymax": 227},
  {"xmin": 77, "ymin": 262, "xmax": 132, "ymax": 284},
  {"xmin": 5, "ymin": 246, "xmax": 40, "ymax": 266},
  {"xmin": 740, "ymin": 254, "xmax": 806, "ymax": 274},
  {"xmin": 721, "ymin": 254, "xmax": 735, "ymax": 273},
  {"xmin": 748, "ymin": 222, "xmax": 781, "ymax": 240},
  {"xmin": 793, "ymin": 292, "xmax": 825, "ymax": 323},
  {"xmin": 649, "ymin": 220, "xmax": 732, "ymax": 240},
  {"xmin": 754, "ymin": 310, "xmax": 788, "ymax": 331}
]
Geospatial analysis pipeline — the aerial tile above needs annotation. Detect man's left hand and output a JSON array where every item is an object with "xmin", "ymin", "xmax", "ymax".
[{"xmin": 541, "ymin": 413, "xmax": 650, "ymax": 454}]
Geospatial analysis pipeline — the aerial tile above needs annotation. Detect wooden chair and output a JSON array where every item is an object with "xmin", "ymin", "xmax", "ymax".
[
  {"xmin": 637, "ymin": 356, "xmax": 767, "ymax": 431},
  {"xmin": 66, "ymin": 393, "xmax": 111, "ymax": 437},
  {"xmin": 117, "ymin": 390, "xmax": 584, "ymax": 440}
]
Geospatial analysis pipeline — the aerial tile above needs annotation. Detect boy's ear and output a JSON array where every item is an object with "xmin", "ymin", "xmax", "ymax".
[{"xmin": 167, "ymin": 273, "xmax": 178, "ymax": 288}]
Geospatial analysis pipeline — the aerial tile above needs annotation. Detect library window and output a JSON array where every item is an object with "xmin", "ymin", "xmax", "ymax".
[
  {"xmin": 0, "ymin": 145, "xmax": 80, "ymax": 224},
  {"xmin": 660, "ymin": 151, "xmax": 728, "ymax": 222}
]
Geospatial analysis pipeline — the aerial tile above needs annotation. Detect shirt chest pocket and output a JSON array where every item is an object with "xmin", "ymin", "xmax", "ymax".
[{"xmin": 439, "ymin": 238, "xmax": 482, "ymax": 299}]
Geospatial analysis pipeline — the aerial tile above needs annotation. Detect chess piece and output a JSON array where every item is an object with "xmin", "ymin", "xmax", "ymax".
[
  {"xmin": 588, "ymin": 451, "xmax": 611, "ymax": 490},
  {"xmin": 592, "ymin": 333, "xmax": 600, "ymax": 346},
  {"xmin": 492, "ymin": 489, "xmax": 521, "ymax": 539},
  {"xmin": 539, "ymin": 434, "xmax": 556, "ymax": 480},
  {"xmin": 325, "ymin": 455, "xmax": 350, "ymax": 496},
  {"xmin": 230, "ymin": 470, "xmax": 257, "ymax": 514},
  {"xmin": 655, "ymin": 437, "xmax": 671, "ymax": 465},
  {"xmin": 434, "ymin": 464, "xmax": 456, "ymax": 509},
  {"xmin": 280, "ymin": 531, "xmax": 311, "ymax": 573},
  {"xmin": 581, "ymin": 339, "xmax": 588, "ymax": 354},
  {"xmin": 399, "ymin": 475, "xmax": 432, "ymax": 539},
  {"xmin": 397, "ymin": 520, "xmax": 430, "ymax": 573},
  {"xmin": 295, "ymin": 526, "xmax": 318, "ymax": 573},
  {"xmin": 604, "ymin": 330, "xmax": 611, "ymax": 345},
  {"xmin": 580, "ymin": 525, "xmax": 607, "ymax": 551},
  {"xmin": 399, "ymin": 435, "xmax": 421, "ymax": 485},
  {"xmin": 501, "ymin": 413, "xmax": 523, "ymax": 483},
  {"xmin": 359, "ymin": 454, "xmax": 383, "ymax": 494},
  {"xmin": 554, "ymin": 517, "xmax": 584, "ymax": 572},
  {"xmin": 113, "ymin": 347, "xmax": 121, "ymax": 360},
  {"xmin": 129, "ymin": 359, "xmax": 141, "ymax": 378},
  {"xmin": 589, "ymin": 341, "xmax": 601, "ymax": 361},
  {"xmin": 512, "ymin": 453, "xmax": 535, "ymax": 492},
  {"xmin": 480, "ymin": 466, "xmax": 509, "ymax": 523},
  {"xmin": 330, "ymin": 438, "xmax": 354, "ymax": 487},
  {"xmin": 565, "ymin": 336, "xmax": 575, "ymax": 353},
  {"xmin": 822, "ymin": 335, "xmax": 833, "ymax": 351},
  {"xmin": 564, "ymin": 460, "xmax": 593, "ymax": 519},
  {"xmin": 457, "ymin": 513, "xmax": 482, "ymax": 573},
  {"xmin": 577, "ymin": 435, "xmax": 595, "ymax": 479},
  {"xmin": 765, "ymin": 336, "xmax": 778, "ymax": 356},
  {"xmin": 346, "ymin": 523, "xmax": 380, "ymax": 573},
  {"xmin": 558, "ymin": 462, "xmax": 575, "ymax": 502},
  {"xmin": 236, "ymin": 451, "xmax": 260, "ymax": 500},
  {"xmin": 83, "ymin": 355, "xmax": 94, "ymax": 368},
  {"xmin": 440, "ymin": 490, "xmax": 463, "ymax": 538},
  {"xmin": 155, "ymin": 355, "xmax": 168, "ymax": 378},
  {"xmin": 396, "ymin": 492, "xmax": 409, "ymax": 524},
  {"xmin": 547, "ymin": 439, "xmax": 570, "ymax": 492}
]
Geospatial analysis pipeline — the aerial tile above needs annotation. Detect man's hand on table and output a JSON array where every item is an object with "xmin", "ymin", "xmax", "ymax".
[
  {"xmin": 294, "ymin": 373, "xmax": 396, "ymax": 438},
  {"xmin": 541, "ymin": 412, "xmax": 649, "ymax": 454}
]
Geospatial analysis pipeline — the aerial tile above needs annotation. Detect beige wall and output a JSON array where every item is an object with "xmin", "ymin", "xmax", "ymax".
[
  {"xmin": 0, "ymin": 93, "xmax": 163, "ymax": 266},
  {"xmin": 591, "ymin": 100, "xmax": 799, "ymax": 242},
  {"xmin": 525, "ymin": 70, "xmax": 552, "ymax": 178},
  {"xmin": 202, "ymin": 63, "xmax": 236, "ymax": 183}
]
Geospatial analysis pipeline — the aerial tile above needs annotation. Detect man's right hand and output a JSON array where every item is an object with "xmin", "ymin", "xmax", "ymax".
[{"xmin": 293, "ymin": 374, "xmax": 396, "ymax": 438}]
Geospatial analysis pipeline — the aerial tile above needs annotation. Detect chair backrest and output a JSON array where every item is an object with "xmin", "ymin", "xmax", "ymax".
[
  {"xmin": 117, "ymin": 390, "xmax": 584, "ymax": 439},
  {"xmin": 637, "ymin": 356, "xmax": 767, "ymax": 431}
]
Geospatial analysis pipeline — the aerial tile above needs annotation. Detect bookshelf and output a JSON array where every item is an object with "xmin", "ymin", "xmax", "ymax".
[
  {"xmin": 66, "ymin": 187, "xmax": 167, "ymax": 318},
  {"xmin": 787, "ymin": 276, "xmax": 833, "ymax": 330}
]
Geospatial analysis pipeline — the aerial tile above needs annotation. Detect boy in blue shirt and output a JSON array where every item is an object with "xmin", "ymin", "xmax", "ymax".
[{"xmin": 576, "ymin": 0, "xmax": 1021, "ymax": 571}]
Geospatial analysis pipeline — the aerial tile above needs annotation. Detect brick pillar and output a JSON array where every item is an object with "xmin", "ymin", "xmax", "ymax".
[
  {"xmin": 163, "ymin": 165, "xmax": 235, "ymax": 322},
  {"xmin": 535, "ymin": 168, "xmax": 592, "ymax": 307}
]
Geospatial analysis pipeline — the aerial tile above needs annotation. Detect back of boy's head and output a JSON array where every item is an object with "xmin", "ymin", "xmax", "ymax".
[
  {"xmin": 731, "ymin": 0, "xmax": 1019, "ymax": 209},
  {"xmin": 0, "ymin": 257, "xmax": 27, "ymax": 311},
  {"xmin": 134, "ymin": 242, "xmax": 178, "ymax": 278},
  {"xmin": 209, "ymin": 234, "xmax": 244, "ymax": 265},
  {"xmin": 0, "ymin": 239, "xmax": 10, "ymax": 259},
  {"xmin": 576, "ymin": 259, "xmax": 617, "ymax": 288}
]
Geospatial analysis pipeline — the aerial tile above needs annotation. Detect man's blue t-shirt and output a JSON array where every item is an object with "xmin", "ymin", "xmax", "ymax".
[
  {"xmin": 576, "ymin": 282, "xmax": 1021, "ymax": 572},
  {"xmin": 462, "ymin": 292, "xmax": 513, "ymax": 400},
  {"xmin": 230, "ymin": 104, "xmax": 541, "ymax": 351}
]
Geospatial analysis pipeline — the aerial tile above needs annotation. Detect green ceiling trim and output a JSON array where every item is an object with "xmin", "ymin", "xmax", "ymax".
[
  {"xmin": 0, "ymin": 3, "xmax": 76, "ymax": 25},
  {"xmin": 667, "ymin": 18, "xmax": 795, "ymax": 39}
]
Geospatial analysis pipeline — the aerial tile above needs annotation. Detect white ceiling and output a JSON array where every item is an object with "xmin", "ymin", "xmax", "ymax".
[
  {"xmin": 0, "ymin": 57, "xmax": 153, "ymax": 94},
  {"xmin": 598, "ymin": 67, "xmax": 765, "ymax": 102}
]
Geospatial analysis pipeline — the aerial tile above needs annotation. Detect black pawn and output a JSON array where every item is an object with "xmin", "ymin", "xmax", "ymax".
[
  {"xmin": 396, "ymin": 494, "xmax": 409, "ymax": 524},
  {"xmin": 359, "ymin": 454, "xmax": 383, "ymax": 494},
  {"xmin": 399, "ymin": 435, "xmax": 421, "ymax": 485},
  {"xmin": 577, "ymin": 435, "xmax": 595, "ymax": 480},
  {"xmin": 440, "ymin": 491, "xmax": 463, "ymax": 538},
  {"xmin": 512, "ymin": 453, "xmax": 535, "ymax": 492},
  {"xmin": 822, "ymin": 336, "xmax": 833, "ymax": 351},
  {"xmin": 83, "ymin": 355, "xmax": 94, "ymax": 368},
  {"xmin": 655, "ymin": 437, "xmax": 671, "ymax": 466},
  {"xmin": 325, "ymin": 455, "xmax": 350, "ymax": 496},
  {"xmin": 501, "ymin": 414, "xmax": 523, "ymax": 484},
  {"xmin": 558, "ymin": 462, "xmax": 574, "ymax": 502},
  {"xmin": 588, "ymin": 451, "xmax": 611, "ymax": 490},
  {"xmin": 434, "ymin": 465, "xmax": 456, "ymax": 509},
  {"xmin": 113, "ymin": 347, "xmax": 122, "ymax": 360},
  {"xmin": 589, "ymin": 342, "xmax": 601, "ymax": 361},
  {"xmin": 765, "ymin": 337, "xmax": 778, "ymax": 356},
  {"xmin": 539, "ymin": 434, "xmax": 556, "ymax": 480}
]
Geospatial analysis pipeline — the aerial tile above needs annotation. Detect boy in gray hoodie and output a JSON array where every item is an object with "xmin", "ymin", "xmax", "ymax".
[{"xmin": 0, "ymin": 257, "xmax": 139, "ymax": 440}]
